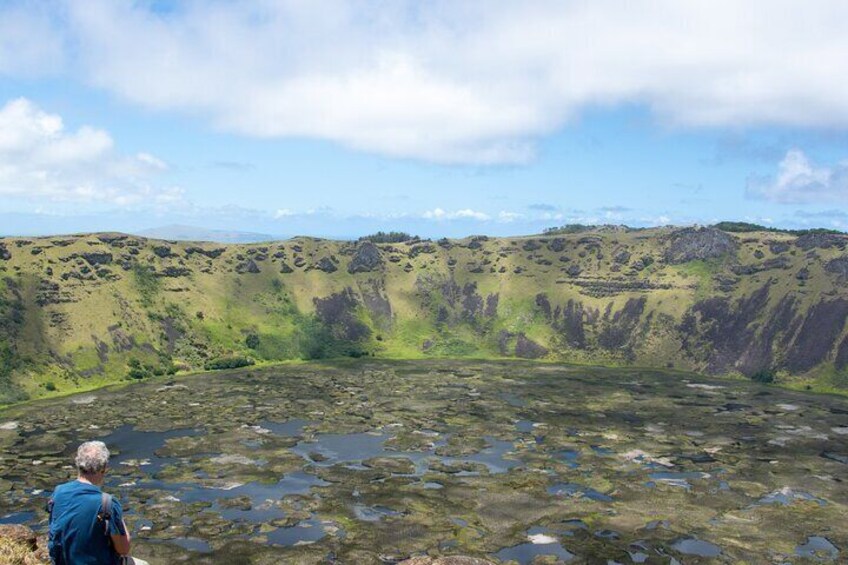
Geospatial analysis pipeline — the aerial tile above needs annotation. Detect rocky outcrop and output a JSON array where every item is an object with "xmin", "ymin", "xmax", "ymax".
[
  {"xmin": 664, "ymin": 227, "xmax": 737, "ymax": 264},
  {"xmin": 795, "ymin": 232, "xmax": 847, "ymax": 250},
  {"xmin": 515, "ymin": 333, "xmax": 548, "ymax": 358},
  {"xmin": 348, "ymin": 241, "xmax": 383, "ymax": 273},
  {"xmin": 316, "ymin": 257, "xmax": 338, "ymax": 273},
  {"xmin": 0, "ymin": 243, "xmax": 10, "ymax": 260},
  {"xmin": 80, "ymin": 252, "xmax": 113, "ymax": 266},
  {"xmin": 185, "ymin": 246, "xmax": 225, "ymax": 259},
  {"xmin": 235, "ymin": 259, "xmax": 260, "ymax": 274},
  {"xmin": 825, "ymin": 256, "xmax": 848, "ymax": 278},
  {"xmin": 0, "ymin": 523, "xmax": 48, "ymax": 564}
]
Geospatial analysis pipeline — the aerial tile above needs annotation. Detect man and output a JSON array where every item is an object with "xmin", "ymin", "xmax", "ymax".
[{"xmin": 48, "ymin": 440, "xmax": 149, "ymax": 565}]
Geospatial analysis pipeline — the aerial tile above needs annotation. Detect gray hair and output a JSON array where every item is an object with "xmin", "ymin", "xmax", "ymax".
[{"xmin": 75, "ymin": 441, "xmax": 110, "ymax": 474}]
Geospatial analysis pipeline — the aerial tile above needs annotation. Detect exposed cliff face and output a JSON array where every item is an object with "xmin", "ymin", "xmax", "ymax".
[{"xmin": 1, "ymin": 226, "xmax": 847, "ymax": 402}]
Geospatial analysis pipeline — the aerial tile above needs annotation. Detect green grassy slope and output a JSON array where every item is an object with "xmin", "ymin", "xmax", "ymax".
[{"xmin": 1, "ymin": 226, "xmax": 847, "ymax": 403}]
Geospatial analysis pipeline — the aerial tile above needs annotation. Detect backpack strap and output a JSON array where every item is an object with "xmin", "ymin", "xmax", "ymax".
[{"xmin": 96, "ymin": 492, "xmax": 113, "ymax": 536}]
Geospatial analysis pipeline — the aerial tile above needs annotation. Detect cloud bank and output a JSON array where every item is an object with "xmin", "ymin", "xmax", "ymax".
[
  {"xmin": 4, "ymin": 1, "xmax": 848, "ymax": 164},
  {"xmin": 748, "ymin": 149, "xmax": 848, "ymax": 203},
  {"xmin": 0, "ymin": 98, "xmax": 180, "ymax": 206}
]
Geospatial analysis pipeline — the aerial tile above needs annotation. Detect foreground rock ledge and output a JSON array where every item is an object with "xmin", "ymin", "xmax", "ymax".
[{"xmin": 0, "ymin": 524, "xmax": 48, "ymax": 564}]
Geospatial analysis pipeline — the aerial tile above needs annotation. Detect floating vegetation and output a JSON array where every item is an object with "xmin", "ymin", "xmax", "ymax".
[{"xmin": 0, "ymin": 359, "xmax": 846, "ymax": 563}]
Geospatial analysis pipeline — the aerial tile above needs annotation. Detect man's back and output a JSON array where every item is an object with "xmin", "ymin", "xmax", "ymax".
[{"xmin": 48, "ymin": 480, "xmax": 124, "ymax": 565}]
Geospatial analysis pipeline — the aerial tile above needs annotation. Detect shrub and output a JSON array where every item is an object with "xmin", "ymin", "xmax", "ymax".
[
  {"xmin": 750, "ymin": 369, "xmax": 776, "ymax": 384},
  {"xmin": 45, "ymin": 381, "xmax": 57, "ymax": 391},
  {"xmin": 245, "ymin": 333, "xmax": 260, "ymax": 350},
  {"xmin": 204, "ymin": 356, "xmax": 255, "ymax": 370},
  {"xmin": 358, "ymin": 231, "xmax": 418, "ymax": 244}
]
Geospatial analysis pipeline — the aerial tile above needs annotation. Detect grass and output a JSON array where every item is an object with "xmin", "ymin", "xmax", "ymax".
[{"xmin": 0, "ymin": 228, "xmax": 846, "ymax": 404}]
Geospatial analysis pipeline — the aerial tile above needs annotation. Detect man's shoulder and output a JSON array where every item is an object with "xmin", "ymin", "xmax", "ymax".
[{"xmin": 53, "ymin": 480, "xmax": 99, "ymax": 499}]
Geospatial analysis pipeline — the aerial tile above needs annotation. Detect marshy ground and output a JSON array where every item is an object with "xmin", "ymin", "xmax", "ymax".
[{"xmin": 0, "ymin": 360, "xmax": 846, "ymax": 563}]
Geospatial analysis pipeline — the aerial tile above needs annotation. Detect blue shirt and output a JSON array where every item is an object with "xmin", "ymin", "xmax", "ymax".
[{"xmin": 48, "ymin": 480, "xmax": 126, "ymax": 565}]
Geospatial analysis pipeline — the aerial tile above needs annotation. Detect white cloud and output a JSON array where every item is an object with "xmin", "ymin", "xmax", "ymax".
[
  {"xmin": 422, "ymin": 207, "xmax": 490, "ymax": 221},
  {"xmin": 6, "ymin": 1, "xmax": 848, "ymax": 164},
  {"xmin": 274, "ymin": 208, "xmax": 294, "ymax": 219},
  {"xmin": 0, "ymin": 97, "xmax": 180, "ymax": 206},
  {"xmin": 747, "ymin": 149, "xmax": 848, "ymax": 203},
  {"xmin": 497, "ymin": 211, "xmax": 524, "ymax": 222}
]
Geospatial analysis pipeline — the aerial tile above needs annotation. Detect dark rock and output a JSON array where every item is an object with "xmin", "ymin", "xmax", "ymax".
[
  {"xmin": 796, "ymin": 267, "xmax": 810, "ymax": 280},
  {"xmin": 753, "ymin": 249, "xmax": 765, "ymax": 259},
  {"xmin": 316, "ymin": 257, "xmax": 338, "ymax": 273},
  {"xmin": 348, "ymin": 241, "xmax": 383, "ymax": 273},
  {"xmin": 157, "ymin": 266, "xmax": 192, "ymax": 277},
  {"xmin": 514, "ymin": 333, "xmax": 548, "ymax": 358},
  {"xmin": 566, "ymin": 264, "xmax": 581, "ymax": 277},
  {"xmin": 522, "ymin": 240, "xmax": 542, "ymax": 251},
  {"xmin": 80, "ymin": 252, "xmax": 113, "ymax": 266},
  {"xmin": 613, "ymin": 249, "xmax": 631, "ymax": 264},
  {"xmin": 185, "ymin": 246, "xmax": 225, "ymax": 259},
  {"xmin": 280, "ymin": 262, "xmax": 294, "ymax": 274},
  {"xmin": 730, "ymin": 256, "xmax": 791, "ymax": 275},
  {"xmin": 293, "ymin": 257, "xmax": 306, "ymax": 268},
  {"xmin": 768, "ymin": 240, "xmax": 791, "ymax": 254},
  {"xmin": 30, "ymin": 247, "xmax": 43, "ymax": 255},
  {"xmin": 825, "ymin": 256, "xmax": 848, "ymax": 278},
  {"xmin": 97, "ymin": 234, "xmax": 128, "ymax": 245},
  {"xmin": 547, "ymin": 238, "xmax": 566, "ymax": 252},
  {"xmin": 597, "ymin": 297, "xmax": 646, "ymax": 352},
  {"xmin": 664, "ymin": 227, "xmax": 737, "ymax": 264},
  {"xmin": 152, "ymin": 245, "xmax": 174, "ymax": 258},
  {"xmin": 409, "ymin": 243, "xmax": 436, "ymax": 257},
  {"xmin": 314, "ymin": 288, "xmax": 371, "ymax": 342},
  {"xmin": 795, "ymin": 232, "xmax": 847, "ymax": 250},
  {"xmin": 785, "ymin": 299, "xmax": 848, "ymax": 373},
  {"xmin": 235, "ymin": 260, "xmax": 260, "ymax": 274}
]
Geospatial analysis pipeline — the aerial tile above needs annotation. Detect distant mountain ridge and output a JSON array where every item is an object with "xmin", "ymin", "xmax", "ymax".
[
  {"xmin": 1, "ymin": 225, "xmax": 847, "ymax": 403},
  {"xmin": 134, "ymin": 224, "xmax": 277, "ymax": 243}
]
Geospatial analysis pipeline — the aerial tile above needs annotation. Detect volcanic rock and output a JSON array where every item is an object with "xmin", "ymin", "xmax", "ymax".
[
  {"xmin": 664, "ymin": 227, "xmax": 737, "ymax": 264},
  {"xmin": 348, "ymin": 241, "xmax": 383, "ymax": 273}
]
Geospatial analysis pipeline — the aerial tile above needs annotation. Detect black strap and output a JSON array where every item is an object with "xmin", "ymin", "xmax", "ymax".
[{"xmin": 96, "ymin": 492, "xmax": 112, "ymax": 535}]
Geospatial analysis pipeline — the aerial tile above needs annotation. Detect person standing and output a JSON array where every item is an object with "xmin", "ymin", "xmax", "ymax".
[{"xmin": 48, "ymin": 440, "xmax": 149, "ymax": 565}]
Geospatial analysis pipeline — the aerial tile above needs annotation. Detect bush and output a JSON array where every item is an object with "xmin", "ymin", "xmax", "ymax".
[
  {"xmin": 245, "ymin": 333, "xmax": 260, "ymax": 350},
  {"xmin": 358, "ymin": 231, "xmax": 418, "ymax": 244},
  {"xmin": 204, "ymin": 355, "xmax": 255, "ymax": 370},
  {"xmin": 750, "ymin": 369, "xmax": 776, "ymax": 384},
  {"xmin": 45, "ymin": 381, "xmax": 57, "ymax": 391}
]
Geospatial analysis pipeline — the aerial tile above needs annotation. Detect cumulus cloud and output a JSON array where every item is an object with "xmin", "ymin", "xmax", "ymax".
[
  {"xmin": 0, "ymin": 97, "xmax": 181, "ymax": 206},
  {"xmin": 422, "ymin": 208, "xmax": 490, "ymax": 221},
  {"xmin": 747, "ymin": 149, "xmax": 848, "ymax": 203},
  {"xmin": 5, "ymin": 1, "xmax": 848, "ymax": 164}
]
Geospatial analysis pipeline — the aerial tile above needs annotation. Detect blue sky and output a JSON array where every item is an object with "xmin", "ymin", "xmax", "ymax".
[{"xmin": 1, "ymin": 1, "xmax": 848, "ymax": 239}]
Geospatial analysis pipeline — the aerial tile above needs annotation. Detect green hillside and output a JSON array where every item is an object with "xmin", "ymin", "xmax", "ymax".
[{"xmin": 1, "ymin": 225, "xmax": 847, "ymax": 403}]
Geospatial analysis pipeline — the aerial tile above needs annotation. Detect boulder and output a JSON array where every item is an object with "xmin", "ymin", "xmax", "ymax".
[
  {"xmin": 825, "ymin": 257, "xmax": 848, "ymax": 278},
  {"xmin": 0, "ymin": 242, "xmax": 10, "ymax": 260},
  {"xmin": 795, "ymin": 233, "xmax": 846, "ymax": 250},
  {"xmin": 664, "ymin": 227, "xmax": 737, "ymax": 264},
  {"xmin": 316, "ymin": 257, "xmax": 338, "ymax": 273},
  {"xmin": 152, "ymin": 245, "xmax": 174, "ymax": 258},
  {"xmin": 348, "ymin": 241, "xmax": 383, "ymax": 273},
  {"xmin": 235, "ymin": 260, "xmax": 260, "ymax": 274},
  {"xmin": 80, "ymin": 252, "xmax": 113, "ymax": 266}
]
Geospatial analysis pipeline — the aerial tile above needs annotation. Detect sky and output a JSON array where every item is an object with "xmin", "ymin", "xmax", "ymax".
[{"xmin": 1, "ymin": 1, "xmax": 848, "ymax": 239}]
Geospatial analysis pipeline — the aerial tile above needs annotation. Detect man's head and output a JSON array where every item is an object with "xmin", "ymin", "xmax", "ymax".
[{"xmin": 75, "ymin": 440, "xmax": 110, "ymax": 479}]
